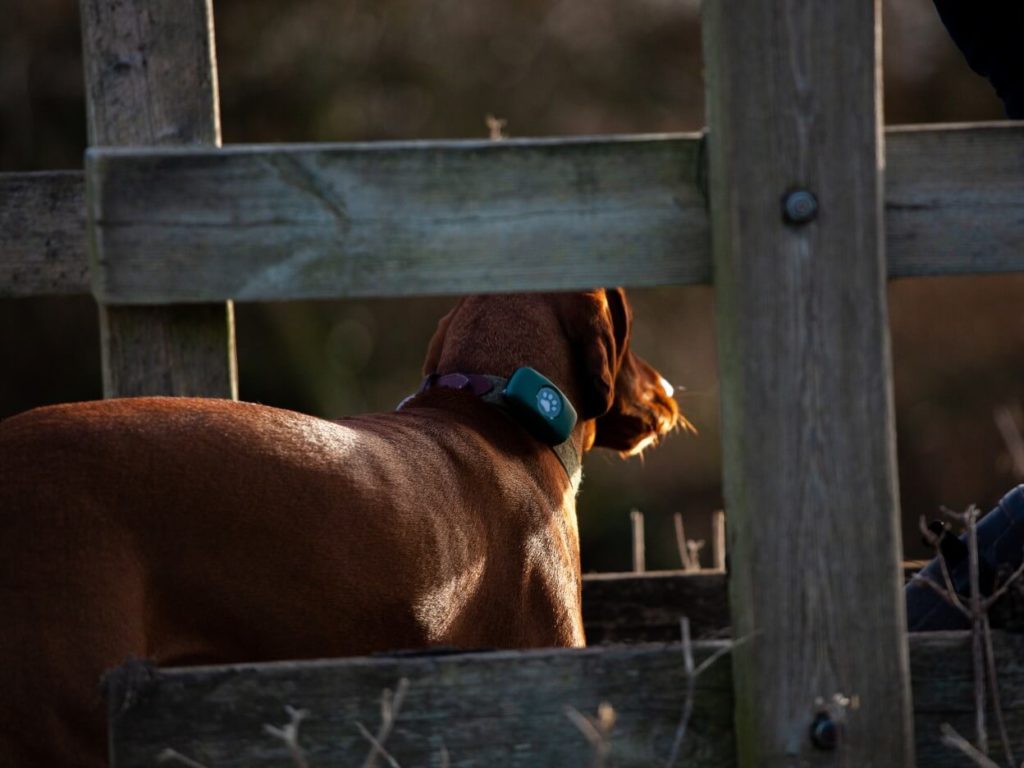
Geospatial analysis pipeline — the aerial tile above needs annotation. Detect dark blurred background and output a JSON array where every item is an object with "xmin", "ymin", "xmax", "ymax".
[{"xmin": 1, "ymin": 0, "xmax": 1021, "ymax": 571}]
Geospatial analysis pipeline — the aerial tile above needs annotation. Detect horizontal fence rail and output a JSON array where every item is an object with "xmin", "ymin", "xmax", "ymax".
[
  {"xmin": 580, "ymin": 566, "xmax": 931, "ymax": 645},
  {"xmin": 3, "ymin": 123, "xmax": 1022, "ymax": 301},
  {"xmin": 87, "ymin": 134, "xmax": 709, "ymax": 303},
  {"xmin": 106, "ymin": 631, "xmax": 1024, "ymax": 768},
  {"xmin": 886, "ymin": 123, "xmax": 1024, "ymax": 277},
  {"xmin": 582, "ymin": 571, "xmax": 729, "ymax": 644}
]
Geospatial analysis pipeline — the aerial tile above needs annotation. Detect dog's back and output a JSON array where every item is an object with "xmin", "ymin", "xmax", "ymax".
[{"xmin": 0, "ymin": 395, "xmax": 584, "ymax": 767}]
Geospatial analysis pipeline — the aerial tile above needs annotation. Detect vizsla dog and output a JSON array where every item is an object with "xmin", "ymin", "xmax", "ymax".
[{"xmin": 0, "ymin": 289, "xmax": 685, "ymax": 768}]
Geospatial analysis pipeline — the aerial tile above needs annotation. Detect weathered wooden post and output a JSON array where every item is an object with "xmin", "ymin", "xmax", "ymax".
[
  {"xmin": 80, "ymin": 0, "xmax": 237, "ymax": 398},
  {"xmin": 703, "ymin": 0, "xmax": 914, "ymax": 764}
]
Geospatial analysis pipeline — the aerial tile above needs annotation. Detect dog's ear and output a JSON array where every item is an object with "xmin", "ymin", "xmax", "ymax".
[
  {"xmin": 422, "ymin": 301, "xmax": 461, "ymax": 375},
  {"xmin": 571, "ymin": 289, "xmax": 631, "ymax": 421}
]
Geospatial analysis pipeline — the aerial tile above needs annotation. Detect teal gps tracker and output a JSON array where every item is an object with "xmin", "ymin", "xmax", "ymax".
[{"xmin": 502, "ymin": 367, "xmax": 577, "ymax": 445}]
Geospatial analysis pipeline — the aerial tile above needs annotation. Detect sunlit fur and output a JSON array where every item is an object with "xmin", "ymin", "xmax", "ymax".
[
  {"xmin": 587, "ymin": 290, "xmax": 693, "ymax": 456},
  {"xmin": 0, "ymin": 288, "xmax": 684, "ymax": 768}
]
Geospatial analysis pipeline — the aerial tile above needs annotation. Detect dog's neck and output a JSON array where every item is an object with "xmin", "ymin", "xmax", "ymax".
[{"xmin": 400, "ymin": 371, "xmax": 584, "ymax": 493}]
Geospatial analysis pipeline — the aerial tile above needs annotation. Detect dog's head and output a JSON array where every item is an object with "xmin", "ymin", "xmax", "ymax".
[
  {"xmin": 560, "ymin": 288, "xmax": 692, "ymax": 454},
  {"xmin": 423, "ymin": 289, "xmax": 691, "ymax": 455}
]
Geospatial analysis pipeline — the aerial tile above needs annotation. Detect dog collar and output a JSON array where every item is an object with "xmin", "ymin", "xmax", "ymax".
[{"xmin": 398, "ymin": 368, "xmax": 582, "ymax": 486}]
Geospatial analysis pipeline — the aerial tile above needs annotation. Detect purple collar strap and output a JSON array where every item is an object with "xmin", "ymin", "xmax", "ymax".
[
  {"xmin": 422, "ymin": 372, "xmax": 504, "ymax": 398},
  {"xmin": 398, "ymin": 372, "xmax": 582, "ymax": 488}
]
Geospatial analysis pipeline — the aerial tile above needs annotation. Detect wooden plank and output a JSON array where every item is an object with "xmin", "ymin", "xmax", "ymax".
[
  {"xmin": 86, "ymin": 135, "xmax": 709, "ymax": 303},
  {"xmin": 887, "ymin": 122, "xmax": 1024, "ymax": 278},
  {"xmin": 107, "ymin": 642, "xmax": 737, "ymax": 768},
  {"xmin": 0, "ymin": 172, "xmax": 88, "ymax": 297},
  {"xmin": 85, "ymin": 123, "xmax": 1024, "ymax": 305},
  {"xmin": 80, "ymin": 0, "xmax": 237, "ymax": 398},
  {"xmin": 3, "ymin": 123, "xmax": 1021, "ymax": 303},
  {"xmin": 580, "ymin": 565, "xmax": 931, "ymax": 646},
  {"xmin": 702, "ymin": 1, "xmax": 913, "ymax": 766},
  {"xmin": 582, "ymin": 571, "xmax": 730, "ymax": 644},
  {"xmin": 912, "ymin": 631, "xmax": 1024, "ymax": 766},
  {"xmin": 106, "ymin": 631, "xmax": 1024, "ymax": 768},
  {"xmin": 98, "ymin": 301, "xmax": 238, "ymax": 397}
]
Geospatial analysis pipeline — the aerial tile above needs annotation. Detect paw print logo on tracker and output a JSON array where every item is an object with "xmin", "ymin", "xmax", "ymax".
[{"xmin": 536, "ymin": 387, "xmax": 562, "ymax": 420}]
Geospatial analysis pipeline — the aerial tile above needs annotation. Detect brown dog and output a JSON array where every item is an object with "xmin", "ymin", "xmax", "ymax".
[{"xmin": 0, "ymin": 289, "xmax": 684, "ymax": 767}]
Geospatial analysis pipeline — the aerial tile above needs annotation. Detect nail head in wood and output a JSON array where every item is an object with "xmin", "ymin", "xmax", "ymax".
[
  {"xmin": 782, "ymin": 189, "xmax": 818, "ymax": 225},
  {"xmin": 810, "ymin": 711, "xmax": 839, "ymax": 750}
]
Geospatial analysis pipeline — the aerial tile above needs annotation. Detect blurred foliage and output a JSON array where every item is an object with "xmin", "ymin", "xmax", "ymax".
[{"xmin": 1, "ymin": 0, "xmax": 1021, "ymax": 571}]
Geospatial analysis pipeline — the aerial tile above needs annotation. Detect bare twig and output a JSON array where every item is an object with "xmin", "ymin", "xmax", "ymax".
[
  {"xmin": 693, "ymin": 633, "xmax": 753, "ymax": 680},
  {"xmin": 983, "ymin": 558, "xmax": 1024, "ymax": 611},
  {"xmin": 263, "ymin": 705, "xmax": 310, "ymax": 768},
  {"xmin": 711, "ymin": 510, "xmax": 726, "ymax": 571},
  {"xmin": 664, "ymin": 616, "xmax": 698, "ymax": 768},
  {"xmin": 932, "ymin": 505, "xmax": 989, "ymax": 755},
  {"xmin": 485, "ymin": 114, "xmax": 508, "ymax": 140},
  {"xmin": 358, "ymin": 678, "xmax": 410, "ymax": 768},
  {"xmin": 354, "ymin": 723, "xmax": 402, "ymax": 768},
  {"xmin": 687, "ymin": 539, "xmax": 705, "ymax": 571},
  {"xmin": 565, "ymin": 701, "xmax": 616, "ymax": 768},
  {"xmin": 631, "ymin": 509, "xmax": 646, "ymax": 573},
  {"xmin": 931, "ymin": 504, "xmax": 1022, "ymax": 766},
  {"xmin": 994, "ymin": 405, "xmax": 1024, "ymax": 480},
  {"xmin": 157, "ymin": 706, "xmax": 312, "ymax": 768},
  {"xmin": 156, "ymin": 749, "xmax": 210, "ymax": 768},
  {"xmin": 964, "ymin": 505, "xmax": 989, "ymax": 756},
  {"xmin": 939, "ymin": 723, "xmax": 1002, "ymax": 768},
  {"xmin": 664, "ymin": 618, "xmax": 753, "ymax": 768},
  {"xmin": 673, "ymin": 513, "xmax": 704, "ymax": 571},
  {"xmin": 908, "ymin": 571, "xmax": 970, "ymax": 615},
  {"xmin": 919, "ymin": 515, "xmax": 968, "ymax": 615},
  {"xmin": 673, "ymin": 513, "xmax": 689, "ymax": 570},
  {"xmin": 982, "ymin": 614, "xmax": 1016, "ymax": 768},
  {"xmin": 919, "ymin": 515, "xmax": 941, "ymax": 549}
]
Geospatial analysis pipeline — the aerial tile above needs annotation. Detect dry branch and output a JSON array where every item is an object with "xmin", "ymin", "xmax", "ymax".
[
  {"xmin": 994, "ymin": 406, "xmax": 1024, "ymax": 481},
  {"xmin": 564, "ymin": 701, "xmax": 616, "ymax": 768},
  {"xmin": 631, "ymin": 509, "xmax": 646, "ymax": 573},
  {"xmin": 358, "ymin": 678, "xmax": 410, "ymax": 768},
  {"xmin": 263, "ymin": 706, "xmax": 310, "ymax": 768},
  {"xmin": 926, "ymin": 503, "xmax": 1024, "ymax": 766},
  {"xmin": 156, "ymin": 748, "xmax": 210, "ymax": 768}
]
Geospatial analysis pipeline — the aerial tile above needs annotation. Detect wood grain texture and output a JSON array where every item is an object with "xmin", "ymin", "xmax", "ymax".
[
  {"xmin": 911, "ymin": 631, "xmax": 1024, "ymax": 766},
  {"xmin": 98, "ymin": 301, "xmax": 237, "ymax": 399},
  {"xmin": 79, "ymin": 0, "xmax": 221, "ymax": 148},
  {"xmin": 81, "ymin": 123, "xmax": 1024, "ymax": 304},
  {"xmin": 87, "ymin": 136, "xmax": 709, "ymax": 303},
  {"xmin": 582, "ymin": 571, "xmax": 730, "ymax": 644},
  {"xmin": 2, "ymin": 124, "xmax": 1017, "ymax": 303},
  {"xmin": 580, "ymin": 564, "xmax": 933, "ymax": 646},
  {"xmin": 887, "ymin": 122, "xmax": 1024, "ymax": 278},
  {"xmin": 80, "ymin": 0, "xmax": 236, "ymax": 398},
  {"xmin": 703, "ymin": 1, "xmax": 913, "ymax": 766},
  {"xmin": 105, "ymin": 632, "xmax": 1024, "ymax": 768},
  {"xmin": 107, "ymin": 643, "xmax": 737, "ymax": 768},
  {"xmin": 0, "ymin": 172, "xmax": 88, "ymax": 296}
]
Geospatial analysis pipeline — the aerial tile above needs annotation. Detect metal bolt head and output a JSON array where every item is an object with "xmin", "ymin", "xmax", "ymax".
[
  {"xmin": 783, "ymin": 189, "xmax": 818, "ymax": 225},
  {"xmin": 810, "ymin": 712, "xmax": 839, "ymax": 750}
]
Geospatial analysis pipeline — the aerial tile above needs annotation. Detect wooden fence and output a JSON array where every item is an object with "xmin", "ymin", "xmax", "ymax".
[{"xmin": 3, "ymin": 0, "xmax": 1024, "ymax": 765}]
